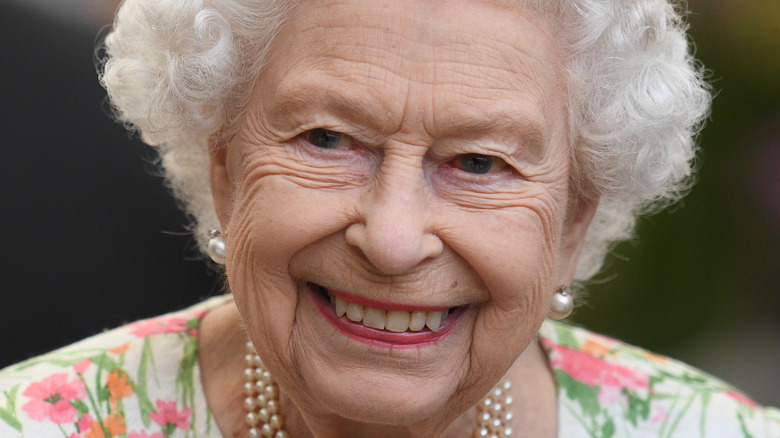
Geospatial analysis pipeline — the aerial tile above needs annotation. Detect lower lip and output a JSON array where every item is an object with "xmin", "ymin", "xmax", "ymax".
[{"xmin": 309, "ymin": 285, "xmax": 465, "ymax": 349}]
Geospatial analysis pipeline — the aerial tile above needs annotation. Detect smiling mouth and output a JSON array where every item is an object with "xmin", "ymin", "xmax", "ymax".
[{"xmin": 309, "ymin": 283, "xmax": 461, "ymax": 334}]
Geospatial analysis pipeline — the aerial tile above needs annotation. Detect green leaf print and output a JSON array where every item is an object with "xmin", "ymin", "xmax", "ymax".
[
  {"xmin": 98, "ymin": 386, "xmax": 112, "ymax": 405},
  {"xmin": 10, "ymin": 349, "xmax": 104, "ymax": 372},
  {"xmin": 176, "ymin": 336, "xmax": 198, "ymax": 400},
  {"xmin": 738, "ymin": 413, "xmax": 755, "ymax": 438},
  {"xmin": 176, "ymin": 335, "xmax": 199, "ymax": 432},
  {"xmin": 136, "ymin": 337, "xmax": 157, "ymax": 427},
  {"xmin": 0, "ymin": 408, "xmax": 21, "ymax": 432},
  {"xmin": 699, "ymin": 391, "xmax": 711, "ymax": 436},
  {"xmin": 600, "ymin": 417, "xmax": 615, "ymax": 438},
  {"xmin": 625, "ymin": 389, "xmax": 650, "ymax": 426},
  {"xmin": 0, "ymin": 407, "xmax": 22, "ymax": 432},
  {"xmin": 554, "ymin": 323, "xmax": 580, "ymax": 349},
  {"xmin": 660, "ymin": 392, "xmax": 698, "ymax": 438},
  {"xmin": 557, "ymin": 370, "xmax": 601, "ymax": 418},
  {"xmin": 71, "ymin": 399, "xmax": 90, "ymax": 416},
  {"xmin": 0, "ymin": 387, "xmax": 22, "ymax": 432}
]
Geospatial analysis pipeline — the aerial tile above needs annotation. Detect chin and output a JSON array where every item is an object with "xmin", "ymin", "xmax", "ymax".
[{"xmin": 297, "ymin": 364, "xmax": 463, "ymax": 426}]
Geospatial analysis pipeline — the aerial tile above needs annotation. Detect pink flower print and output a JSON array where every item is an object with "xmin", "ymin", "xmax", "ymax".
[
  {"xmin": 21, "ymin": 373, "xmax": 87, "ymax": 423},
  {"xmin": 77, "ymin": 413, "xmax": 94, "ymax": 433},
  {"xmin": 597, "ymin": 385, "xmax": 623, "ymax": 405},
  {"xmin": 650, "ymin": 405, "xmax": 667, "ymax": 424},
  {"xmin": 73, "ymin": 359, "xmax": 91, "ymax": 374},
  {"xmin": 69, "ymin": 433, "xmax": 83, "ymax": 438},
  {"xmin": 129, "ymin": 316, "xmax": 190, "ymax": 337},
  {"xmin": 150, "ymin": 400, "xmax": 192, "ymax": 430},
  {"xmin": 128, "ymin": 432, "xmax": 164, "ymax": 438},
  {"xmin": 725, "ymin": 390, "xmax": 758, "ymax": 409},
  {"xmin": 543, "ymin": 340, "xmax": 649, "ymax": 391},
  {"xmin": 128, "ymin": 310, "xmax": 206, "ymax": 337}
]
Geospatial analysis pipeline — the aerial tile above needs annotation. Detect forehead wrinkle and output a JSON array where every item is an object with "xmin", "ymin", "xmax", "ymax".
[
  {"xmin": 290, "ymin": 0, "xmax": 555, "ymax": 91},
  {"xmin": 421, "ymin": 9, "xmax": 558, "ymax": 162},
  {"xmin": 266, "ymin": 0, "xmax": 563, "ymax": 152}
]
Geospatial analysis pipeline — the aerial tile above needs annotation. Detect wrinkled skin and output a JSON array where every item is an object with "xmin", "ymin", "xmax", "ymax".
[{"xmin": 202, "ymin": 0, "xmax": 596, "ymax": 436}]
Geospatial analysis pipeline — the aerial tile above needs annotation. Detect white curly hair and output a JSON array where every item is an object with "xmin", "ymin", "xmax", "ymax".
[{"xmin": 99, "ymin": 0, "xmax": 710, "ymax": 285}]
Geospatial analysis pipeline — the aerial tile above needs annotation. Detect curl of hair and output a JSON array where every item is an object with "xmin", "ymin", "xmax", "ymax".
[
  {"xmin": 99, "ymin": 0, "xmax": 290, "ymax": 252},
  {"xmin": 99, "ymin": 0, "xmax": 710, "ymax": 285},
  {"xmin": 527, "ymin": 0, "xmax": 712, "ymax": 282}
]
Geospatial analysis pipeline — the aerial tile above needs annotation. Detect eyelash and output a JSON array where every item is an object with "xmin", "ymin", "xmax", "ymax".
[{"xmin": 299, "ymin": 128, "xmax": 511, "ymax": 177}]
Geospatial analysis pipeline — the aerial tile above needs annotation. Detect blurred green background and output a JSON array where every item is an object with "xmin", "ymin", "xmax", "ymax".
[{"xmin": 570, "ymin": 0, "xmax": 780, "ymax": 406}]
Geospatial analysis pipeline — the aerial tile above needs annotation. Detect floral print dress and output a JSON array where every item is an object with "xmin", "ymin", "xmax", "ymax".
[
  {"xmin": 540, "ymin": 323, "xmax": 780, "ymax": 437},
  {"xmin": 1, "ymin": 296, "xmax": 778, "ymax": 438},
  {"xmin": 0, "ymin": 298, "xmax": 221, "ymax": 438}
]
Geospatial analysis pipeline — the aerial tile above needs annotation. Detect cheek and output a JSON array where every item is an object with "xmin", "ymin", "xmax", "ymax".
[
  {"xmin": 442, "ymin": 194, "xmax": 566, "ymax": 335},
  {"xmin": 223, "ymin": 153, "xmax": 362, "ymax": 354},
  {"xmin": 444, "ymin": 204, "xmax": 562, "ymax": 377},
  {"xmin": 227, "ymin": 149, "xmax": 364, "ymax": 263},
  {"xmin": 447, "ymin": 197, "xmax": 563, "ymax": 294}
]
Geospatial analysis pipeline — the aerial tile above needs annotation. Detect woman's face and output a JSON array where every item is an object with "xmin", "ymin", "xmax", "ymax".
[{"xmin": 211, "ymin": 0, "xmax": 593, "ymax": 428}]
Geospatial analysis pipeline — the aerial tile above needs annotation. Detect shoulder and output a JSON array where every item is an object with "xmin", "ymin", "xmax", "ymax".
[
  {"xmin": 0, "ymin": 296, "xmax": 230, "ymax": 438},
  {"xmin": 539, "ymin": 320, "xmax": 780, "ymax": 438}
]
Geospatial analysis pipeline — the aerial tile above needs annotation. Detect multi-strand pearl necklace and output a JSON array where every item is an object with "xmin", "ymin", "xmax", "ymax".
[
  {"xmin": 244, "ymin": 342, "xmax": 288, "ymax": 438},
  {"xmin": 474, "ymin": 380, "xmax": 514, "ymax": 438},
  {"xmin": 245, "ymin": 342, "xmax": 514, "ymax": 438}
]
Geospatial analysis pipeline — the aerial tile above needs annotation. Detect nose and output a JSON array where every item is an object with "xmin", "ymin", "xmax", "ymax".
[{"xmin": 345, "ymin": 158, "xmax": 443, "ymax": 275}]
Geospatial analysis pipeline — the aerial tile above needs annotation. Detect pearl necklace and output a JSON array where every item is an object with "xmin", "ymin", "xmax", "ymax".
[{"xmin": 245, "ymin": 342, "xmax": 514, "ymax": 438}]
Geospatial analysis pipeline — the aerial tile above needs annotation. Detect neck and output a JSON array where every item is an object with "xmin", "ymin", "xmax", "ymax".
[{"xmin": 198, "ymin": 300, "xmax": 557, "ymax": 438}]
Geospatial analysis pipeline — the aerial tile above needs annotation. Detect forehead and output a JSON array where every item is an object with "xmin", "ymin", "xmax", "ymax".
[{"xmin": 260, "ymin": 0, "xmax": 564, "ymax": 143}]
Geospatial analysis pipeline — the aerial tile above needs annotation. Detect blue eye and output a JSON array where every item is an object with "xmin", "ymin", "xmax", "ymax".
[
  {"xmin": 307, "ymin": 129, "xmax": 348, "ymax": 149},
  {"xmin": 458, "ymin": 154, "xmax": 495, "ymax": 174}
]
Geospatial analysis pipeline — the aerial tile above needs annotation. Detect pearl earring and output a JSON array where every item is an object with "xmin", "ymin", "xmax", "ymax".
[
  {"xmin": 548, "ymin": 286, "xmax": 573, "ymax": 320},
  {"xmin": 207, "ymin": 230, "xmax": 226, "ymax": 265}
]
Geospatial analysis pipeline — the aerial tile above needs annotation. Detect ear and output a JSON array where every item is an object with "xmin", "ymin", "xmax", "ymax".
[
  {"xmin": 557, "ymin": 194, "xmax": 599, "ymax": 284},
  {"xmin": 208, "ymin": 135, "xmax": 234, "ymax": 229}
]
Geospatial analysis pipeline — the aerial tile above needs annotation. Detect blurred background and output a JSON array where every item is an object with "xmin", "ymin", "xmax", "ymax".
[{"xmin": 0, "ymin": 0, "xmax": 777, "ymax": 406}]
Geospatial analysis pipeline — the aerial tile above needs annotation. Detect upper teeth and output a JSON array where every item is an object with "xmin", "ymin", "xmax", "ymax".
[{"xmin": 329, "ymin": 292, "xmax": 449, "ymax": 332}]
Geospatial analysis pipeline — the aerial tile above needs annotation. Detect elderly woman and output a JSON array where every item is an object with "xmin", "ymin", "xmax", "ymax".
[{"xmin": 1, "ymin": 0, "xmax": 778, "ymax": 437}]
